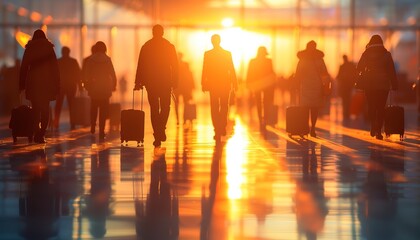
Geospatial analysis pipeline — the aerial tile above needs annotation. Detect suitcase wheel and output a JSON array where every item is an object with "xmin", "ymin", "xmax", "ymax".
[{"xmin": 400, "ymin": 134, "xmax": 404, "ymax": 141}]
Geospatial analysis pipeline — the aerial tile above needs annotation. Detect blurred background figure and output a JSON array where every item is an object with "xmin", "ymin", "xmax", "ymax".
[
  {"xmin": 356, "ymin": 34, "xmax": 398, "ymax": 140},
  {"xmin": 173, "ymin": 52, "xmax": 195, "ymax": 125},
  {"xmin": 246, "ymin": 46, "xmax": 276, "ymax": 131},
  {"xmin": 294, "ymin": 40, "xmax": 330, "ymax": 137},
  {"xmin": 54, "ymin": 46, "xmax": 82, "ymax": 130},
  {"xmin": 19, "ymin": 29, "xmax": 60, "ymax": 143},
  {"xmin": 0, "ymin": 59, "xmax": 20, "ymax": 115},
  {"xmin": 202, "ymin": 34, "xmax": 237, "ymax": 142},
  {"xmin": 336, "ymin": 54, "xmax": 357, "ymax": 120},
  {"xmin": 84, "ymin": 41, "xmax": 117, "ymax": 140}
]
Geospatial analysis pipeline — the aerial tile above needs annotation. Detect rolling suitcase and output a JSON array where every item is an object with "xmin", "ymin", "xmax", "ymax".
[
  {"xmin": 70, "ymin": 95, "xmax": 90, "ymax": 127},
  {"xmin": 384, "ymin": 105, "xmax": 404, "ymax": 140},
  {"xmin": 183, "ymin": 103, "xmax": 196, "ymax": 122},
  {"xmin": 286, "ymin": 106, "xmax": 309, "ymax": 137},
  {"xmin": 121, "ymin": 89, "xmax": 145, "ymax": 146},
  {"xmin": 108, "ymin": 102, "xmax": 121, "ymax": 131},
  {"xmin": 9, "ymin": 105, "xmax": 35, "ymax": 143}
]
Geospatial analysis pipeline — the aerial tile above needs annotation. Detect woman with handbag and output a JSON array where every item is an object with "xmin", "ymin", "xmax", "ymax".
[
  {"xmin": 356, "ymin": 35, "xmax": 398, "ymax": 140},
  {"xmin": 295, "ymin": 40, "xmax": 330, "ymax": 137}
]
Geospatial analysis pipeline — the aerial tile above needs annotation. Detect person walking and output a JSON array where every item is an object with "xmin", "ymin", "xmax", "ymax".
[
  {"xmin": 201, "ymin": 34, "xmax": 237, "ymax": 142},
  {"xmin": 134, "ymin": 24, "xmax": 179, "ymax": 147},
  {"xmin": 336, "ymin": 55, "xmax": 357, "ymax": 120},
  {"xmin": 19, "ymin": 29, "xmax": 60, "ymax": 143},
  {"xmin": 356, "ymin": 35, "xmax": 398, "ymax": 140},
  {"xmin": 84, "ymin": 41, "xmax": 117, "ymax": 140},
  {"xmin": 173, "ymin": 52, "xmax": 195, "ymax": 125},
  {"xmin": 54, "ymin": 46, "xmax": 82, "ymax": 129},
  {"xmin": 246, "ymin": 46, "xmax": 276, "ymax": 131},
  {"xmin": 294, "ymin": 40, "xmax": 330, "ymax": 137}
]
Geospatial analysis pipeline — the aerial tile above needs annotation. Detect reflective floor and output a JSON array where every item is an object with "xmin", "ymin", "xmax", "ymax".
[{"xmin": 0, "ymin": 96, "xmax": 420, "ymax": 240}]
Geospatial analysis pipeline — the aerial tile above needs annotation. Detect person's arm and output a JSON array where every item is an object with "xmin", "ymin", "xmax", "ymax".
[
  {"xmin": 387, "ymin": 53, "xmax": 398, "ymax": 90},
  {"xmin": 109, "ymin": 58, "xmax": 117, "ymax": 91},
  {"xmin": 74, "ymin": 59, "xmax": 83, "ymax": 91},
  {"xmin": 170, "ymin": 44, "xmax": 179, "ymax": 89},
  {"xmin": 134, "ymin": 47, "xmax": 144, "ymax": 90},
  {"xmin": 201, "ymin": 53, "xmax": 208, "ymax": 92},
  {"xmin": 19, "ymin": 50, "xmax": 29, "ymax": 91},
  {"xmin": 228, "ymin": 52, "xmax": 237, "ymax": 90}
]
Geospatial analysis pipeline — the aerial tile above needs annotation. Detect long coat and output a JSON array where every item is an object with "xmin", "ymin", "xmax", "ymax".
[
  {"xmin": 295, "ymin": 49, "xmax": 328, "ymax": 107},
  {"xmin": 19, "ymin": 39, "xmax": 60, "ymax": 102},
  {"xmin": 135, "ymin": 37, "xmax": 178, "ymax": 94},
  {"xmin": 202, "ymin": 47, "xmax": 237, "ymax": 94},
  {"xmin": 246, "ymin": 57, "xmax": 275, "ymax": 92},
  {"xmin": 85, "ymin": 53, "xmax": 117, "ymax": 100},
  {"xmin": 356, "ymin": 45, "xmax": 398, "ymax": 91}
]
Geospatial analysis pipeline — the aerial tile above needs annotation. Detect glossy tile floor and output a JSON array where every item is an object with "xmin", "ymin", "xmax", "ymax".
[{"xmin": 0, "ymin": 96, "xmax": 420, "ymax": 240}]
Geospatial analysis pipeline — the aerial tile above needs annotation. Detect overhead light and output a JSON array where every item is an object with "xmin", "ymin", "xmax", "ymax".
[{"xmin": 222, "ymin": 18, "xmax": 234, "ymax": 28}]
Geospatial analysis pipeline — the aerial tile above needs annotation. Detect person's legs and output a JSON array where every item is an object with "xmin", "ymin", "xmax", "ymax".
[
  {"xmin": 98, "ymin": 98, "xmax": 109, "ymax": 139},
  {"xmin": 254, "ymin": 91, "xmax": 263, "ymax": 127},
  {"xmin": 365, "ymin": 90, "xmax": 377, "ymax": 137},
  {"xmin": 67, "ymin": 91, "xmax": 76, "ymax": 129},
  {"xmin": 32, "ymin": 99, "xmax": 50, "ymax": 143},
  {"xmin": 219, "ymin": 92, "xmax": 230, "ymax": 136},
  {"xmin": 54, "ymin": 91, "xmax": 65, "ymax": 128},
  {"xmin": 158, "ymin": 91, "xmax": 171, "ymax": 142},
  {"xmin": 90, "ymin": 99, "xmax": 99, "ymax": 134},
  {"xmin": 342, "ymin": 90, "xmax": 352, "ymax": 120},
  {"xmin": 209, "ymin": 92, "xmax": 221, "ymax": 139},
  {"xmin": 147, "ymin": 92, "xmax": 161, "ymax": 146},
  {"xmin": 375, "ymin": 90, "xmax": 389, "ymax": 139},
  {"xmin": 31, "ymin": 100, "xmax": 41, "ymax": 140},
  {"xmin": 310, "ymin": 107, "xmax": 319, "ymax": 137}
]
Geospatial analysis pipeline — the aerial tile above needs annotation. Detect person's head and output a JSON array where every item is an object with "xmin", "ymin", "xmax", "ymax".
[
  {"xmin": 211, "ymin": 34, "xmax": 221, "ymax": 48},
  {"xmin": 61, "ymin": 46, "xmax": 70, "ymax": 57},
  {"xmin": 306, "ymin": 40, "xmax": 317, "ymax": 50},
  {"xmin": 152, "ymin": 24, "xmax": 164, "ymax": 38},
  {"xmin": 368, "ymin": 34, "xmax": 383, "ymax": 46},
  {"xmin": 94, "ymin": 41, "xmax": 107, "ymax": 53},
  {"xmin": 32, "ymin": 29, "xmax": 46, "ymax": 40},
  {"xmin": 342, "ymin": 54, "xmax": 348, "ymax": 62},
  {"xmin": 90, "ymin": 44, "xmax": 97, "ymax": 54},
  {"xmin": 257, "ymin": 46, "xmax": 268, "ymax": 57}
]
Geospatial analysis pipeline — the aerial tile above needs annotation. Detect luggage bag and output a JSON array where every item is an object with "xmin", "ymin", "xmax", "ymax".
[
  {"xmin": 286, "ymin": 106, "xmax": 309, "ymax": 137},
  {"xmin": 121, "ymin": 90, "xmax": 145, "ymax": 146},
  {"xmin": 384, "ymin": 105, "xmax": 404, "ymax": 140},
  {"xmin": 9, "ymin": 105, "xmax": 35, "ymax": 143}
]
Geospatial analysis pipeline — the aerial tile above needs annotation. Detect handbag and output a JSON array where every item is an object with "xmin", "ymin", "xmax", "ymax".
[{"xmin": 321, "ymin": 75, "xmax": 332, "ymax": 96}]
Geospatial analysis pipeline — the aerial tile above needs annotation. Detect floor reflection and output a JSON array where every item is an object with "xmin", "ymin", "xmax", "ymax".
[{"xmin": 0, "ymin": 102, "xmax": 419, "ymax": 239}]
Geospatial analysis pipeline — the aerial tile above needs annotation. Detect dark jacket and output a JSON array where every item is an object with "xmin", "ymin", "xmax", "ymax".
[
  {"xmin": 336, "ymin": 61, "xmax": 357, "ymax": 94},
  {"xmin": 58, "ymin": 56, "xmax": 81, "ymax": 94},
  {"xmin": 295, "ymin": 48, "xmax": 328, "ymax": 107},
  {"xmin": 356, "ymin": 45, "xmax": 398, "ymax": 91},
  {"xmin": 135, "ymin": 37, "xmax": 178, "ymax": 93},
  {"xmin": 202, "ymin": 47, "xmax": 237, "ymax": 93},
  {"xmin": 19, "ymin": 39, "xmax": 60, "ymax": 101},
  {"xmin": 246, "ymin": 57, "xmax": 275, "ymax": 92},
  {"xmin": 85, "ymin": 53, "xmax": 117, "ymax": 100}
]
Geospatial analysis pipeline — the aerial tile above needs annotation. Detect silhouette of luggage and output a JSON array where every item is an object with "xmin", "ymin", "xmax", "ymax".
[
  {"xmin": 108, "ymin": 102, "xmax": 121, "ymax": 131},
  {"xmin": 70, "ymin": 96, "xmax": 90, "ymax": 127},
  {"xmin": 265, "ymin": 104, "xmax": 278, "ymax": 126},
  {"xmin": 9, "ymin": 105, "xmax": 35, "ymax": 143},
  {"xmin": 384, "ymin": 105, "xmax": 404, "ymax": 140},
  {"xmin": 183, "ymin": 103, "xmax": 196, "ymax": 122},
  {"xmin": 286, "ymin": 106, "xmax": 309, "ymax": 137},
  {"xmin": 121, "ymin": 90, "xmax": 144, "ymax": 146}
]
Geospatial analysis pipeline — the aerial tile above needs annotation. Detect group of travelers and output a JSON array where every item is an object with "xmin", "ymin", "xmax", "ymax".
[{"xmin": 17, "ymin": 24, "xmax": 398, "ymax": 145}]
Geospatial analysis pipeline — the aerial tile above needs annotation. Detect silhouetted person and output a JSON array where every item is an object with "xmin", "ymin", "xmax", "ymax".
[
  {"xmin": 0, "ymin": 59, "xmax": 20, "ymax": 114},
  {"xmin": 84, "ymin": 41, "xmax": 117, "ymax": 140},
  {"xmin": 246, "ymin": 46, "xmax": 275, "ymax": 131},
  {"xmin": 295, "ymin": 40, "xmax": 329, "ymax": 137},
  {"xmin": 356, "ymin": 35, "xmax": 398, "ymax": 140},
  {"xmin": 173, "ymin": 52, "xmax": 195, "ymax": 125},
  {"xmin": 82, "ymin": 44, "xmax": 97, "ymax": 90},
  {"xmin": 19, "ymin": 29, "xmax": 60, "ymax": 143},
  {"xmin": 202, "ymin": 34, "xmax": 237, "ymax": 142},
  {"xmin": 336, "ymin": 55, "xmax": 357, "ymax": 120},
  {"xmin": 119, "ymin": 74, "xmax": 128, "ymax": 106},
  {"xmin": 134, "ymin": 24, "xmax": 179, "ymax": 147},
  {"xmin": 54, "ymin": 46, "xmax": 82, "ymax": 129}
]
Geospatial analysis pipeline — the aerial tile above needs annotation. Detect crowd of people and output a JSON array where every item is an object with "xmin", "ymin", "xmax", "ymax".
[{"xmin": 13, "ymin": 25, "xmax": 399, "ymax": 146}]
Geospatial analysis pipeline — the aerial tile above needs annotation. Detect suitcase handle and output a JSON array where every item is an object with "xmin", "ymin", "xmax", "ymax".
[
  {"xmin": 388, "ymin": 90, "xmax": 396, "ymax": 106},
  {"xmin": 133, "ymin": 89, "xmax": 144, "ymax": 111}
]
